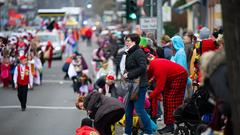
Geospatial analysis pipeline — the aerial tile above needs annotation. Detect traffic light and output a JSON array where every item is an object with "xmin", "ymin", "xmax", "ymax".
[{"xmin": 126, "ymin": 0, "xmax": 138, "ymax": 21}]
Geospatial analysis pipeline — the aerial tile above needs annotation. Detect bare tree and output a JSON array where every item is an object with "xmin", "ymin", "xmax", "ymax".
[{"xmin": 221, "ymin": 0, "xmax": 240, "ymax": 134}]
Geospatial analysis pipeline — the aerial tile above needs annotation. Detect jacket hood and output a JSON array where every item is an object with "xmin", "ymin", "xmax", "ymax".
[{"xmin": 171, "ymin": 35, "xmax": 185, "ymax": 51}]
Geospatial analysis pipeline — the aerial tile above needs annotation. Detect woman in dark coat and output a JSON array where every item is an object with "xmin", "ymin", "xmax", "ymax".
[
  {"xmin": 76, "ymin": 92, "xmax": 125, "ymax": 135},
  {"xmin": 121, "ymin": 34, "xmax": 153, "ymax": 134}
]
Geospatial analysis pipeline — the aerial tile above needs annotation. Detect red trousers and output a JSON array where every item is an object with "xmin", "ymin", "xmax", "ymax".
[
  {"xmin": 163, "ymin": 72, "xmax": 188, "ymax": 124},
  {"xmin": 48, "ymin": 59, "xmax": 52, "ymax": 69}
]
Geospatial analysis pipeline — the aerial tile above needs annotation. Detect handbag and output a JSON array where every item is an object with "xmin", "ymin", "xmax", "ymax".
[
  {"xmin": 114, "ymin": 79, "xmax": 130, "ymax": 97},
  {"xmin": 44, "ymin": 49, "xmax": 50, "ymax": 59},
  {"xmin": 128, "ymin": 78, "xmax": 140, "ymax": 101},
  {"xmin": 123, "ymin": 78, "xmax": 140, "ymax": 101}
]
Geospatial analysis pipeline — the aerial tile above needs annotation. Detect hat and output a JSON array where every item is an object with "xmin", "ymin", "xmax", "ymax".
[
  {"xmin": 147, "ymin": 38, "xmax": 153, "ymax": 47},
  {"xmin": 19, "ymin": 56, "xmax": 27, "ymax": 61},
  {"xmin": 200, "ymin": 27, "xmax": 210, "ymax": 39},
  {"xmin": 139, "ymin": 37, "xmax": 148, "ymax": 48},
  {"xmin": 197, "ymin": 25, "xmax": 203, "ymax": 31},
  {"xmin": 106, "ymin": 75, "xmax": 115, "ymax": 81},
  {"xmin": 81, "ymin": 117, "xmax": 93, "ymax": 127},
  {"xmin": 141, "ymin": 47, "xmax": 150, "ymax": 54}
]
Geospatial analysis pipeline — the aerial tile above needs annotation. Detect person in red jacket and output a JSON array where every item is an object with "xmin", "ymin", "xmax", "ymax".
[
  {"xmin": 1, "ymin": 57, "xmax": 11, "ymax": 87},
  {"xmin": 45, "ymin": 40, "xmax": 54, "ymax": 69},
  {"xmin": 85, "ymin": 27, "xmax": 93, "ymax": 46},
  {"xmin": 13, "ymin": 56, "xmax": 33, "ymax": 111},
  {"xmin": 147, "ymin": 57, "xmax": 188, "ymax": 134},
  {"xmin": 75, "ymin": 117, "xmax": 99, "ymax": 135}
]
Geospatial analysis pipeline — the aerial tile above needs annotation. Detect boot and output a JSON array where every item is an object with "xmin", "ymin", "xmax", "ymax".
[{"xmin": 158, "ymin": 124, "xmax": 174, "ymax": 134}]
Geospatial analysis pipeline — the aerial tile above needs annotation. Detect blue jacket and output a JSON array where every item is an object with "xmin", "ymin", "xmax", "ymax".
[{"xmin": 170, "ymin": 35, "xmax": 188, "ymax": 71}]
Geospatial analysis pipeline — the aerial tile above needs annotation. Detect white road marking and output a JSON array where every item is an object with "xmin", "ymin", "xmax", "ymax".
[{"xmin": 0, "ymin": 106, "xmax": 77, "ymax": 110}]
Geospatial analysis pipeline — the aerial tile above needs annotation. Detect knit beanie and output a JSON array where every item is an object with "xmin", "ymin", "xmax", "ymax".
[
  {"xmin": 139, "ymin": 37, "xmax": 148, "ymax": 48},
  {"xmin": 200, "ymin": 27, "xmax": 210, "ymax": 39}
]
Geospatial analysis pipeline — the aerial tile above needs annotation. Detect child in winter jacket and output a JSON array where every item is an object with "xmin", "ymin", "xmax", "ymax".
[
  {"xmin": 75, "ymin": 117, "xmax": 99, "ymax": 135},
  {"xmin": 79, "ymin": 74, "xmax": 93, "ymax": 96},
  {"xmin": 1, "ymin": 57, "xmax": 11, "ymax": 87}
]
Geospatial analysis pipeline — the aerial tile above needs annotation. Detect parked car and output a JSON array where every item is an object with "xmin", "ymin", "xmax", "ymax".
[{"xmin": 37, "ymin": 32, "xmax": 63, "ymax": 59}]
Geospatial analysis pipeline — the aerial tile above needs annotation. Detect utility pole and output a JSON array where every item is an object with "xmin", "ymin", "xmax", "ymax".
[
  {"xmin": 150, "ymin": 0, "xmax": 153, "ymax": 17},
  {"xmin": 157, "ymin": 0, "xmax": 163, "ymax": 46},
  {"xmin": 0, "ymin": 0, "xmax": 5, "ymax": 31}
]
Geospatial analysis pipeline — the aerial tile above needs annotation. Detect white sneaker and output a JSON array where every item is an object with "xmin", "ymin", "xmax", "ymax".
[{"xmin": 157, "ymin": 115, "xmax": 163, "ymax": 121}]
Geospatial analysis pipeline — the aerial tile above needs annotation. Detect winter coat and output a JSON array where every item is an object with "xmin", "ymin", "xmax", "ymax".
[
  {"xmin": 45, "ymin": 43, "xmax": 53, "ymax": 60},
  {"xmin": 156, "ymin": 46, "xmax": 165, "ymax": 58},
  {"xmin": 147, "ymin": 58, "xmax": 187, "ymax": 98},
  {"xmin": 171, "ymin": 35, "xmax": 188, "ymax": 71},
  {"xmin": 1, "ymin": 63, "xmax": 10, "ymax": 79},
  {"xmin": 94, "ymin": 75, "xmax": 119, "ymax": 98},
  {"xmin": 125, "ymin": 45, "xmax": 148, "ymax": 87},
  {"xmin": 162, "ymin": 46, "xmax": 173, "ymax": 60},
  {"xmin": 202, "ymin": 50, "xmax": 232, "ymax": 135},
  {"xmin": 85, "ymin": 28, "xmax": 93, "ymax": 39},
  {"xmin": 94, "ymin": 75, "xmax": 106, "ymax": 90},
  {"xmin": 203, "ymin": 50, "xmax": 229, "ymax": 104},
  {"xmin": 75, "ymin": 126, "xmax": 99, "ymax": 135},
  {"xmin": 83, "ymin": 92, "xmax": 124, "ymax": 122},
  {"xmin": 184, "ymin": 43, "xmax": 194, "ymax": 69},
  {"xmin": 80, "ymin": 56, "xmax": 88, "ymax": 70}
]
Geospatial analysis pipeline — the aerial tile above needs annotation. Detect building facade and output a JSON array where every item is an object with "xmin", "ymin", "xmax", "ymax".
[{"xmin": 207, "ymin": 0, "xmax": 222, "ymax": 31}]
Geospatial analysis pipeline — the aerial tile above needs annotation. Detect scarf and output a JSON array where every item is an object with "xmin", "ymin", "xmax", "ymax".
[{"xmin": 120, "ymin": 49, "xmax": 128, "ymax": 75}]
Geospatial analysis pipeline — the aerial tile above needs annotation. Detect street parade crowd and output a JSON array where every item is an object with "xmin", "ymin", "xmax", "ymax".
[
  {"xmin": 74, "ymin": 25, "xmax": 230, "ymax": 135},
  {"xmin": 0, "ymin": 29, "xmax": 54, "ymax": 110},
  {"xmin": 0, "ymin": 23, "xmax": 231, "ymax": 135}
]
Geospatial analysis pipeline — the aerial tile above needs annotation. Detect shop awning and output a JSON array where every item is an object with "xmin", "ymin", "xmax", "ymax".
[
  {"xmin": 175, "ymin": 0, "xmax": 200, "ymax": 13},
  {"xmin": 38, "ymin": 9, "xmax": 65, "ymax": 17},
  {"xmin": 38, "ymin": 13, "xmax": 65, "ymax": 17}
]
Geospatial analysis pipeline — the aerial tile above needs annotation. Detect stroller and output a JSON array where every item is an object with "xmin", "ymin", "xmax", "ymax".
[{"xmin": 173, "ymin": 87, "xmax": 214, "ymax": 135}]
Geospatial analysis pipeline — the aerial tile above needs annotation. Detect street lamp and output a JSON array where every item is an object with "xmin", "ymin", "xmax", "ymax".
[
  {"xmin": 87, "ymin": 3, "xmax": 92, "ymax": 8},
  {"xmin": 83, "ymin": 20, "xmax": 88, "ymax": 25}
]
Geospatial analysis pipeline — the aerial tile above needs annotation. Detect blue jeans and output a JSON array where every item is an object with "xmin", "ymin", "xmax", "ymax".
[{"xmin": 125, "ymin": 86, "xmax": 152, "ymax": 134}]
